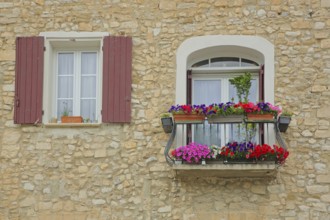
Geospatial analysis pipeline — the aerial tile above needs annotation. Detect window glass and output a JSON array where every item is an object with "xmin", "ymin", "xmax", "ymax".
[
  {"xmin": 210, "ymin": 57, "xmax": 240, "ymax": 67},
  {"xmin": 193, "ymin": 80, "xmax": 222, "ymax": 146},
  {"xmin": 81, "ymin": 52, "xmax": 97, "ymax": 122},
  {"xmin": 56, "ymin": 51, "xmax": 98, "ymax": 121},
  {"xmin": 241, "ymin": 58, "xmax": 259, "ymax": 67},
  {"xmin": 192, "ymin": 59, "xmax": 209, "ymax": 68},
  {"xmin": 57, "ymin": 53, "xmax": 74, "ymax": 118}
]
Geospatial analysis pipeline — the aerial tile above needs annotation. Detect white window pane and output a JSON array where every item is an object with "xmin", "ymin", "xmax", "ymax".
[
  {"xmin": 193, "ymin": 80, "xmax": 222, "ymax": 146},
  {"xmin": 81, "ymin": 52, "xmax": 97, "ymax": 75},
  {"xmin": 58, "ymin": 76, "xmax": 73, "ymax": 98},
  {"xmin": 210, "ymin": 57, "xmax": 240, "ymax": 67},
  {"xmin": 81, "ymin": 76, "xmax": 96, "ymax": 98},
  {"xmin": 58, "ymin": 53, "xmax": 74, "ymax": 75},
  {"xmin": 229, "ymin": 78, "xmax": 258, "ymax": 103},
  {"xmin": 81, "ymin": 99, "xmax": 96, "ymax": 122},
  {"xmin": 193, "ymin": 80, "xmax": 222, "ymax": 105},
  {"xmin": 57, "ymin": 100, "xmax": 73, "ymax": 119}
]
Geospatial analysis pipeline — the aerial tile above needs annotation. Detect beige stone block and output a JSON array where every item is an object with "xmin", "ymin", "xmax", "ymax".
[
  {"xmin": 159, "ymin": 1, "xmax": 176, "ymax": 10},
  {"xmin": 315, "ymin": 130, "xmax": 330, "ymax": 138},
  {"xmin": 78, "ymin": 22, "xmax": 92, "ymax": 31},
  {"xmin": 316, "ymin": 175, "xmax": 330, "ymax": 183},
  {"xmin": 35, "ymin": 0, "xmax": 44, "ymax": 5},
  {"xmin": 303, "ymin": 118, "xmax": 317, "ymax": 126},
  {"xmin": 215, "ymin": 0, "xmax": 228, "ymax": 6},
  {"xmin": 321, "ymin": 0, "xmax": 330, "ymax": 7},
  {"xmin": 320, "ymin": 194, "xmax": 330, "ymax": 202},
  {"xmin": 0, "ymin": 50, "xmax": 15, "ymax": 61},
  {"xmin": 94, "ymin": 148, "xmax": 107, "ymax": 158},
  {"xmin": 306, "ymin": 185, "xmax": 329, "ymax": 194},
  {"xmin": 291, "ymin": 20, "xmax": 311, "ymax": 29},
  {"xmin": 317, "ymin": 107, "xmax": 330, "ymax": 118},
  {"xmin": 321, "ymin": 39, "xmax": 330, "ymax": 48},
  {"xmin": 251, "ymin": 185, "xmax": 267, "ymax": 194},
  {"xmin": 124, "ymin": 140, "xmax": 137, "ymax": 149},
  {"xmin": 311, "ymin": 85, "xmax": 327, "ymax": 92},
  {"xmin": 2, "ymin": 129, "xmax": 21, "ymax": 144},
  {"xmin": 272, "ymin": 0, "xmax": 282, "ymax": 5},
  {"xmin": 36, "ymin": 142, "xmax": 51, "ymax": 150}
]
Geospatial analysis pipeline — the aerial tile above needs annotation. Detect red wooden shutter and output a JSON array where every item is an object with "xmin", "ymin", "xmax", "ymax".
[
  {"xmin": 102, "ymin": 36, "xmax": 132, "ymax": 123},
  {"xmin": 14, "ymin": 36, "xmax": 44, "ymax": 124}
]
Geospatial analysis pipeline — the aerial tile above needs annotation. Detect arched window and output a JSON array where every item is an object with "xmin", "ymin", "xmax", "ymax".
[{"xmin": 175, "ymin": 36, "xmax": 275, "ymax": 146}]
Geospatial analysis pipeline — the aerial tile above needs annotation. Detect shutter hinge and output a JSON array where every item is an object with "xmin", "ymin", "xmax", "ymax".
[
  {"xmin": 102, "ymin": 46, "xmax": 103, "ymax": 51},
  {"xmin": 16, "ymin": 99, "xmax": 20, "ymax": 107},
  {"xmin": 44, "ymin": 46, "xmax": 46, "ymax": 51},
  {"xmin": 101, "ymin": 110, "xmax": 102, "ymax": 115},
  {"xmin": 42, "ymin": 110, "xmax": 44, "ymax": 115}
]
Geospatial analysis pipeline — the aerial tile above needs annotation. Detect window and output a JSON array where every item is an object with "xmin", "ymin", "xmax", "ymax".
[
  {"xmin": 56, "ymin": 51, "xmax": 98, "ymax": 122},
  {"xmin": 191, "ymin": 57, "xmax": 260, "ymax": 146},
  {"xmin": 14, "ymin": 33, "xmax": 132, "ymax": 124},
  {"xmin": 175, "ymin": 35, "xmax": 275, "ymax": 146}
]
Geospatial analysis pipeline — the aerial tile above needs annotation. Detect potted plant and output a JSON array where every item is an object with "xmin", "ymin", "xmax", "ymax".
[
  {"xmin": 206, "ymin": 102, "xmax": 244, "ymax": 123},
  {"xmin": 168, "ymin": 104, "xmax": 206, "ymax": 124},
  {"xmin": 60, "ymin": 105, "xmax": 83, "ymax": 123},
  {"xmin": 229, "ymin": 72, "xmax": 252, "ymax": 103},
  {"xmin": 160, "ymin": 113, "xmax": 173, "ymax": 133},
  {"xmin": 220, "ymin": 142, "xmax": 256, "ymax": 164},
  {"xmin": 240, "ymin": 102, "xmax": 281, "ymax": 122},
  {"xmin": 278, "ymin": 111, "xmax": 292, "ymax": 132}
]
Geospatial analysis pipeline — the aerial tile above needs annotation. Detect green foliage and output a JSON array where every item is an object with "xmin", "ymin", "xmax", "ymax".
[
  {"xmin": 229, "ymin": 72, "xmax": 252, "ymax": 103},
  {"xmin": 160, "ymin": 112, "xmax": 171, "ymax": 118},
  {"xmin": 281, "ymin": 111, "xmax": 293, "ymax": 117}
]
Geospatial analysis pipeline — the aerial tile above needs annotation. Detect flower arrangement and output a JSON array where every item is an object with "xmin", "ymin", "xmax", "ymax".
[
  {"xmin": 238, "ymin": 102, "xmax": 282, "ymax": 116},
  {"xmin": 220, "ymin": 142, "xmax": 255, "ymax": 161},
  {"xmin": 206, "ymin": 102, "xmax": 244, "ymax": 117},
  {"xmin": 168, "ymin": 104, "xmax": 207, "ymax": 115},
  {"xmin": 171, "ymin": 142, "xmax": 212, "ymax": 163},
  {"xmin": 220, "ymin": 141, "xmax": 289, "ymax": 164}
]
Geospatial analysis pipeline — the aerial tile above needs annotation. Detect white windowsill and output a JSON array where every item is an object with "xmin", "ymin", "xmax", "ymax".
[{"xmin": 44, "ymin": 123, "xmax": 101, "ymax": 128}]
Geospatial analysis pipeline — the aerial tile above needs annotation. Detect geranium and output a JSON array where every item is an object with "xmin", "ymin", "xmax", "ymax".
[
  {"xmin": 220, "ymin": 142, "xmax": 289, "ymax": 164},
  {"xmin": 171, "ymin": 142, "xmax": 212, "ymax": 163},
  {"xmin": 246, "ymin": 144, "xmax": 289, "ymax": 164},
  {"xmin": 168, "ymin": 104, "xmax": 207, "ymax": 115},
  {"xmin": 238, "ymin": 102, "xmax": 281, "ymax": 116},
  {"xmin": 206, "ymin": 102, "xmax": 244, "ymax": 117},
  {"xmin": 220, "ymin": 142, "xmax": 255, "ymax": 160}
]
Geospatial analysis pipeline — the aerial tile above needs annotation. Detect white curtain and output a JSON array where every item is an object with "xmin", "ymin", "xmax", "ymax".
[
  {"xmin": 193, "ymin": 80, "xmax": 222, "ymax": 146},
  {"xmin": 57, "ymin": 53, "xmax": 74, "ymax": 119},
  {"xmin": 80, "ymin": 52, "xmax": 97, "ymax": 122}
]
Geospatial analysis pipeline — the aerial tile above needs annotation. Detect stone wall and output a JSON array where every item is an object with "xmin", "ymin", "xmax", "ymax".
[{"xmin": 0, "ymin": 0, "xmax": 330, "ymax": 219}]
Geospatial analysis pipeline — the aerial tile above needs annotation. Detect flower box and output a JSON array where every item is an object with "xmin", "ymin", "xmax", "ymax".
[
  {"xmin": 161, "ymin": 117, "xmax": 173, "ymax": 133},
  {"xmin": 172, "ymin": 114, "xmax": 205, "ymax": 124},
  {"xmin": 246, "ymin": 113, "xmax": 274, "ymax": 122},
  {"xmin": 207, "ymin": 114, "xmax": 244, "ymax": 124},
  {"xmin": 278, "ymin": 116, "xmax": 291, "ymax": 132},
  {"xmin": 61, "ymin": 116, "xmax": 83, "ymax": 123}
]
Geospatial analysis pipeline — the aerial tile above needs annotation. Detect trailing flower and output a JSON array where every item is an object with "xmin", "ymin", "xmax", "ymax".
[
  {"xmin": 171, "ymin": 142, "xmax": 212, "ymax": 163},
  {"xmin": 206, "ymin": 102, "xmax": 244, "ymax": 117},
  {"xmin": 238, "ymin": 102, "xmax": 282, "ymax": 116},
  {"xmin": 168, "ymin": 104, "xmax": 207, "ymax": 115}
]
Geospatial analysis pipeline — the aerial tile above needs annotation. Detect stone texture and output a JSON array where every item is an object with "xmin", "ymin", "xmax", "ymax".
[{"xmin": 0, "ymin": 1, "xmax": 329, "ymax": 220}]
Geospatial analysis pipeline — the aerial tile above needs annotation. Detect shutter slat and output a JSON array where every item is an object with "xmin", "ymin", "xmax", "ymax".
[
  {"xmin": 14, "ymin": 36, "xmax": 44, "ymax": 124},
  {"xmin": 102, "ymin": 36, "xmax": 132, "ymax": 123}
]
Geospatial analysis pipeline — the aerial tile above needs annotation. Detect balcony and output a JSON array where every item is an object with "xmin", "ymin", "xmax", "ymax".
[{"xmin": 164, "ymin": 116, "xmax": 288, "ymax": 178}]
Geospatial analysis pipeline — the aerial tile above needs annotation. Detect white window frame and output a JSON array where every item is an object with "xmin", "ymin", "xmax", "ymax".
[
  {"xmin": 175, "ymin": 35, "xmax": 275, "ymax": 146},
  {"xmin": 40, "ymin": 32, "xmax": 108, "ymax": 124}
]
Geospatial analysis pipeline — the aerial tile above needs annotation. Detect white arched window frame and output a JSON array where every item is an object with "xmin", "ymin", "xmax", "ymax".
[{"xmin": 175, "ymin": 35, "xmax": 275, "ymax": 146}]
